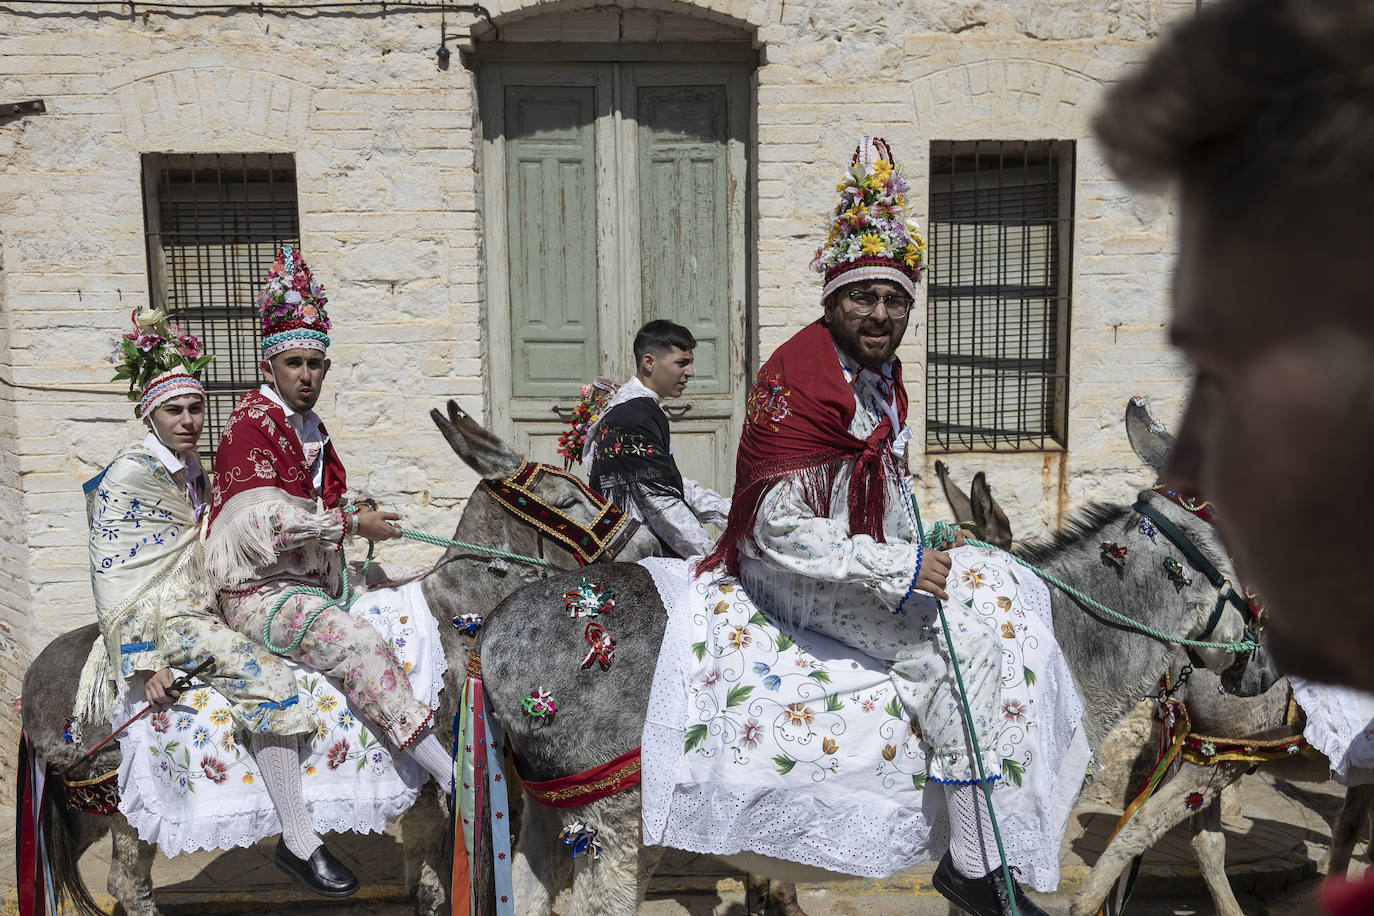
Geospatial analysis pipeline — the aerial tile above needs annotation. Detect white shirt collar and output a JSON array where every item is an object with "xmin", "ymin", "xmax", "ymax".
[
  {"xmin": 259, "ymin": 383, "xmax": 326, "ymax": 444},
  {"xmin": 141, "ymin": 431, "xmax": 203, "ymax": 482},
  {"xmin": 622, "ymin": 375, "xmax": 662, "ymax": 404}
]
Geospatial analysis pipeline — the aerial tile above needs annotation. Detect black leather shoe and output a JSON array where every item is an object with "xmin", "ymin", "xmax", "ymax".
[
  {"xmin": 273, "ymin": 838, "xmax": 360, "ymax": 898},
  {"xmin": 932, "ymin": 852, "xmax": 1048, "ymax": 916}
]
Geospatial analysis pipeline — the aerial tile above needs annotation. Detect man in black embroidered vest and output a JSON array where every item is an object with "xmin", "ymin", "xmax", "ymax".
[{"xmin": 584, "ymin": 320, "xmax": 730, "ymax": 558}]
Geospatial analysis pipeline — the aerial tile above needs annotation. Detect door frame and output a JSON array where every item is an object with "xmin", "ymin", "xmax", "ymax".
[{"xmin": 473, "ymin": 43, "xmax": 758, "ymax": 474}]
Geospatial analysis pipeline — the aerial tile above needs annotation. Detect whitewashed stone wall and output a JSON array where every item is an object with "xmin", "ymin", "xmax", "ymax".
[{"xmin": 0, "ymin": 0, "xmax": 1196, "ymax": 800}]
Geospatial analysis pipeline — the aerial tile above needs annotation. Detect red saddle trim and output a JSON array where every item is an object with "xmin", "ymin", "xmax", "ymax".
[{"xmin": 519, "ymin": 747, "xmax": 642, "ymax": 809}]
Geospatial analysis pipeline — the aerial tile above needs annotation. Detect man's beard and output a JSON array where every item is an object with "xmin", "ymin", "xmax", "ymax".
[{"xmin": 832, "ymin": 320, "xmax": 900, "ymax": 369}]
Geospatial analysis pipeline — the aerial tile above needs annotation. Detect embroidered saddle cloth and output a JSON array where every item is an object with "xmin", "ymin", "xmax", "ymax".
[
  {"xmin": 114, "ymin": 580, "xmax": 447, "ymax": 855},
  {"xmin": 638, "ymin": 548, "xmax": 1090, "ymax": 892}
]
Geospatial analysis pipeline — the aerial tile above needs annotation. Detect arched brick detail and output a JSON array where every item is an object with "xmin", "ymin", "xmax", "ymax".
[
  {"xmin": 470, "ymin": 0, "xmax": 760, "ymax": 43},
  {"xmin": 105, "ymin": 52, "xmax": 322, "ymax": 149},
  {"xmin": 910, "ymin": 57, "xmax": 1104, "ymax": 136}
]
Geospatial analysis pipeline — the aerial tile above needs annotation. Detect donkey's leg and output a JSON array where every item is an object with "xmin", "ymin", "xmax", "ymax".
[
  {"xmin": 1190, "ymin": 798, "xmax": 1244, "ymax": 916},
  {"xmin": 1325, "ymin": 783, "xmax": 1374, "ymax": 876},
  {"xmin": 566, "ymin": 791, "xmax": 650, "ymax": 916},
  {"xmin": 401, "ymin": 782, "xmax": 450, "ymax": 916},
  {"xmin": 108, "ymin": 815, "xmax": 161, "ymax": 916},
  {"xmin": 1070, "ymin": 761, "xmax": 1241, "ymax": 916},
  {"xmin": 512, "ymin": 794, "xmax": 571, "ymax": 916}
]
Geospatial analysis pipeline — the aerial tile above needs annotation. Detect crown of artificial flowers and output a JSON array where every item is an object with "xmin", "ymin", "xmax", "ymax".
[
  {"xmin": 112, "ymin": 307, "xmax": 213, "ymax": 417},
  {"xmin": 810, "ymin": 136, "xmax": 927, "ymax": 302},
  {"xmin": 257, "ymin": 245, "xmax": 331, "ymax": 359}
]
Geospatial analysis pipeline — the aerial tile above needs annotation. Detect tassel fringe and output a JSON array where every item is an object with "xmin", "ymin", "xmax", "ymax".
[{"xmin": 206, "ymin": 489, "xmax": 328, "ymax": 590}]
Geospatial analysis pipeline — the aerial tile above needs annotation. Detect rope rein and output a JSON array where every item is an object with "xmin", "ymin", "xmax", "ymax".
[{"xmin": 260, "ymin": 528, "xmax": 556, "ymax": 655}]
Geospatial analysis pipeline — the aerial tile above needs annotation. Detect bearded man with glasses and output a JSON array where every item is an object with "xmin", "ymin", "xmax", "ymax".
[{"xmin": 696, "ymin": 137, "xmax": 1083, "ymax": 916}]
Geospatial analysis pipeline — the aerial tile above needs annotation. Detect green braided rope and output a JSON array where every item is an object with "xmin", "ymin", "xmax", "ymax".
[
  {"xmin": 397, "ymin": 528, "xmax": 560, "ymax": 568},
  {"xmin": 922, "ymin": 522, "xmax": 1256, "ymax": 654},
  {"xmin": 262, "ymin": 540, "xmax": 374, "ymax": 655},
  {"xmin": 260, "ymin": 528, "xmax": 557, "ymax": 655}
]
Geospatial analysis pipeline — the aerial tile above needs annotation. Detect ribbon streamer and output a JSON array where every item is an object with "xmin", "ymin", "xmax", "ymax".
[
  {"xmin": 580, "ymin": 622, "xmax": 616, "ymax": 670},
  {"xmin": 563, "ymin": 577, "xmax": 615, "ymax": 618}
]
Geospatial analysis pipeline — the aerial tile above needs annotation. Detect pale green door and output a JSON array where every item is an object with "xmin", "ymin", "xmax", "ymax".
[{"xmin": 480, "ymin": 60, "xmax": 751, "ymax": 494}]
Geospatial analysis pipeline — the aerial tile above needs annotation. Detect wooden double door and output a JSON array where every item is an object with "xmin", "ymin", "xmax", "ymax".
[{"xmin": 479, "ymin": 60, "xmax": 752, "ymax": 493}]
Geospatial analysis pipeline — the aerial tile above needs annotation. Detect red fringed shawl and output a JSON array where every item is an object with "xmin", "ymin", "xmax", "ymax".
[
  {"xmin": 208, "ymin": 389, "xmax": 348, "ymax": 526},
  {"xmin": 700, "ymin": 320, "xmax": 908, "ymax": 578}
]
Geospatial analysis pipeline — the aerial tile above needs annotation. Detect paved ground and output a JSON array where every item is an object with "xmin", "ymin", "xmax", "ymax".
[{"xmin": 1, "ymin": 763, "xmax": 1365, "ymax": 915}]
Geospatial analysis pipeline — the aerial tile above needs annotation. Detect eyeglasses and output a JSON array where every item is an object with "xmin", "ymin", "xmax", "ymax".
[{"xmin": 844, "ymin": 291, "xmax": 913, "ymax": 318}]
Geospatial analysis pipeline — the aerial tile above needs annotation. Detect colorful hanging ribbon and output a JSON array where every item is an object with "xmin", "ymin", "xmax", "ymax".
[
  {"xmin": 1100, "ymin": 541, "xmax": 1128, "ymax": 568},
  {"xmin": 580, "ymin": 622, "xmax": 616, "ymax": 670}
]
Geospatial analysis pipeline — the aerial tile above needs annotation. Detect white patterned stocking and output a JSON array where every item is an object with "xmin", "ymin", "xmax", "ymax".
[
  {"xmin": 406, "ymin": 731, "xmax": 455, "ymax": 787},
  {"xmin": 250, "ymin": 733, "xmax": 323, "ymax": 860},
  {"xmin": 945, "ymin": 781, "xmax": 999, "ymax": 879}
]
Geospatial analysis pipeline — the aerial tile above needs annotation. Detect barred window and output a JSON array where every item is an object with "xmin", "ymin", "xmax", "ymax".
[
  {"xmin": 925, "ymin": 140, "xmax": 1074, "ymax": 451},
  {"xmin": 141, "ymin": 153, "xmax": 300, "ymax": 460}
]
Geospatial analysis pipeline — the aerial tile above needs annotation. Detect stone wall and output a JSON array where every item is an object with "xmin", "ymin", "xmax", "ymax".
[{"xmin": 0, "ymin": 0, "xmax": 1196, "ymax": 801}]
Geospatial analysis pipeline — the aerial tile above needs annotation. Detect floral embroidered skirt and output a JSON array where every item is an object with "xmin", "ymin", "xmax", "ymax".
[{"xmin": 638, "ymin": 550, "xmax": 1090, "ymax": 891}]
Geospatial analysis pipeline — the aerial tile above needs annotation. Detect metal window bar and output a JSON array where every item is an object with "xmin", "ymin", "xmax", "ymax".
[
  {"xmin": 925, "ymin": 139, "xmax": 1075, "ymax": 451},
  {"xmin": 140, "ymin": 153, "xmax": 301, "ymax": 461}
]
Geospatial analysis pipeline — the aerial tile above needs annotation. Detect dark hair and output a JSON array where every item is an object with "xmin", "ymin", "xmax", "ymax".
[
  {"xmin": 633, "ymin": 320, "xmax": 697, "ymax": 363},
  {"xmin": 1095, "ymin": 0, "xmax": 1374, "ymax": 224}
]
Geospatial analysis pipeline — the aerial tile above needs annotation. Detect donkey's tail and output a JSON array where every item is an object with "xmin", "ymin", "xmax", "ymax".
[
  {"xmin": 15, "ymin": 730, "xmax": 107, "ymax": 916},
  {"xmin": 42, "ymin": 777, "xmax": 107, "ymax": 916}
]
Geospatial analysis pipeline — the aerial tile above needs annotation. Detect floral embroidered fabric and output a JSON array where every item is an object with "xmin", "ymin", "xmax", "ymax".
[
  {"xmin": 639, "ymin": 555, "xmax": 1090, "ymax": 891},
  {"xmin": 115, "ymin": 580, "xmax": 447, "ymax": 855}
]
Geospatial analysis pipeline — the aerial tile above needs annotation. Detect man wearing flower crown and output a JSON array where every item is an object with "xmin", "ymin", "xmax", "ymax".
[
  {"xmin": 582, "ymin": 319, "xmax": 731, "ymax": 558},
  {"xmin": 700, "ymin": 138, "xmax": 1055, "ymax": 916},
  {"xmin": 206, "ymin": 248, "xmax": 460, "ymax": 819},
  {"xmin": 78, "ymin": 308, "xmax": 358, "ymax": 897}
]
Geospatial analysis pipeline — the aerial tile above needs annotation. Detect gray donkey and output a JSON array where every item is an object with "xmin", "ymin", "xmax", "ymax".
[
  {"xmin": 472, "ymin": 401, "xmax": 1272, "ymax": 916},
  {"xmin": 20, "ymin": 401, "xmax": 663, "ymax": 916},
  {"xmin": 938, "ymin": 402, "xmax": 1374, "ymax": 916}
]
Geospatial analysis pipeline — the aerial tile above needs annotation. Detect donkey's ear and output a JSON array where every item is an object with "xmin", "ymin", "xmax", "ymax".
[
  {"xmin": 432, "ymin": 400, "xmax": 523, "ymax": 480},
  {"xmin": 935, "ymin": 460, "xmax": 975, "ymax": 531},
  {"xmin": 1125, "ymin": 396, "xmax": 1175, "ymax": 474},
  {"xmin": 969, "ymin": 471, "xmax": 1014, "ymax": 551}
]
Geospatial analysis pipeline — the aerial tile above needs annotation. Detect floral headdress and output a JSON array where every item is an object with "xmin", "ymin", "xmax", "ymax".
[
  {"xmin": 810, "ymin": 136, "xmax": 927, "ymax": 302},
  {"xmin": 257, "ymin": 245, "xmax": 331, "ymax": 359},
  {"xmin": 556, "ymin": 377, "xmax": 619, "ymax": 470},
  {"xmin": 112, "ymin": 307, "xmax": 213, "ymax": 417}
]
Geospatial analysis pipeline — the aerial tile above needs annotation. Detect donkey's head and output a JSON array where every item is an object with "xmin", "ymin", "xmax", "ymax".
[
  {"xmin": 1126, "ymin": 397, "xmax": 1278, "ymax": 697},
  {"xmin": 430, "ymin": 400, "xmax": 661, "ymax": 569},
  {"xmin": 933, "ymin": 460, "xmax": 1013, "ymax": 550}
]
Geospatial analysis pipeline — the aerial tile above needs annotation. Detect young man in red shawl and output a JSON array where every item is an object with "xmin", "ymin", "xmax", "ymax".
[
  {"xmin": 701, "ymin": 139, "xmax": 1045, "ymax": 916},
  {"xmin": 206, "ymin": 248, "xmax": 458, "ymax": 819}
]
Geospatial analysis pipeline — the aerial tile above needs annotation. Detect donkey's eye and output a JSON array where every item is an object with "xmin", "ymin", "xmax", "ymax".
[{"xmin": 553, "ymin": 495, "xmax": 579, "ymax": 510}]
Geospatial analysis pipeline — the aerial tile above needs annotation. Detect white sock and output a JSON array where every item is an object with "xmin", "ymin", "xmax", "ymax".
[
  {"xmin": 945, "ymin": 782, "xmax": 999, "ymax": 879},
  {"xmin": 406, "ymin": 732, "xmax": 454, "ymax": 787},
  {"xmin": 251, "ymin": 733, "xmax": 324, "ymax": 861}
]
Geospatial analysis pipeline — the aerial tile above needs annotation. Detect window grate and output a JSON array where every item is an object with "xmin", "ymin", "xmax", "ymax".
[
  {"xmin": 141, "ymin": 153, "xmax": 300, "ymax": 461},
  {"xmin": 925, "ymin": 140, "xmax": 1074, "ymax": 452}
]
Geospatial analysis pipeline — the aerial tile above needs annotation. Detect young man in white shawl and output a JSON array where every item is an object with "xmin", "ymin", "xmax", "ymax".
[
  {"xmin": 78, "ymin": 308, "xmax": 358, "ymax": 897},
  {"xmin": 699, "ymin": 138, "xmax": 1054, "ymax": 916},
  {"xmin": 584, "ymin": 319, "xmax": 731, "ymax": 558}
]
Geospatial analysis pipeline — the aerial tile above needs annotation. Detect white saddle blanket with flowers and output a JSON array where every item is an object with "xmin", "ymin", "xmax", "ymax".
[
  {"xmin": 114, "ymin": 581, "xmax": 448, "ymax": 855},
  {"xmin": 639, "ymin": 551, "xmax": 1090, "ymax": 892}
]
